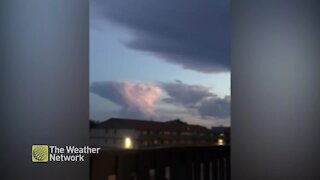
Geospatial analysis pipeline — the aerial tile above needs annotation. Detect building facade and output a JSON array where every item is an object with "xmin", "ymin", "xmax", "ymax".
[{"xmin": 90, "ymin": 118, "xmax": 222, "ymax": 149}]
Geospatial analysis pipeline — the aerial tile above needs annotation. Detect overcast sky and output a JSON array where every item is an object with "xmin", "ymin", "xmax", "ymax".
[{"xmin": 90, "ymin": 0, "xmax": 230, "ymax": 127}]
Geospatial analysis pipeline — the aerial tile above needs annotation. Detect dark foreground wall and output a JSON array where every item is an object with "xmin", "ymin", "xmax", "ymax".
[
  {"xmin": 91, "ymin": 146, "xmax": 230, "ymax": 180},
  {"xmin": 0, "ymin": 0, "xmax": 89, "ymax": 179},
  {"xmin": 232, "ymin": 1, "xmax": 320, "ymax": 180}
]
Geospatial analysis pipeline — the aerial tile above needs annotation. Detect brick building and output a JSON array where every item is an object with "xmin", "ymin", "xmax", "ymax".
[{"xmin": 90, "ymin": 118, "xmax": 218, "ymax": 149}]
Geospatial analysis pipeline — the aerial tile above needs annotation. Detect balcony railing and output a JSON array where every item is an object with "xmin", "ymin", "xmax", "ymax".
[{"xmin": 90, "ymin": 145, "xmax": 230, "ymax": 180}]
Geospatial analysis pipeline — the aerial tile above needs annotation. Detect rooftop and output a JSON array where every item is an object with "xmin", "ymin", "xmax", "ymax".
[{"xmin": 91, "ymin": 118, "xmax": 212, "ymax": 133}]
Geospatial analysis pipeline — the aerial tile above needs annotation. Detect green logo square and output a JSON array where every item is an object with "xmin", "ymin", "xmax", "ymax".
[{"xmin": 32, "ymin": 145, "xmax": 49, "ymax": 162}]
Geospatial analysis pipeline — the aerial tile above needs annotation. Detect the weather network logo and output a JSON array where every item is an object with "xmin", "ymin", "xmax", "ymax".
[{"xmin": 32, "ymin": 145, "xmax": 49, "ymax": 162}]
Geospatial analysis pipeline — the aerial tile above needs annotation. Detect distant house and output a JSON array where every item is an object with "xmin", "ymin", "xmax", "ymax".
[{"xmin": 90, "ymin": 118, "xmax": 217, "ymax": 149}]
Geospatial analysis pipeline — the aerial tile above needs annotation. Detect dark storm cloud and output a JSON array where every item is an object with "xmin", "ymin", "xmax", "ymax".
[
  {"xmin": 198, "ymin": 96, "xmax": 230, "ymax": 118},
  {"xmin": 161, "ymin": 81, "xmax": 213, "ymax": 107},
  {"xmin": 161, "ymin": 81, "xmax": 230, "ymax": 119},
  {"xmin": 91, "ymin": 81, "xmax": 126, "ymax": 107},
  {"xmin": 93, "ymin": 0, "xmax": 230, "ymax": 73}
]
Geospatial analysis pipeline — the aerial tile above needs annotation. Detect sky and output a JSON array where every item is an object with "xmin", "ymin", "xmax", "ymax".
[{"xmin": 90, "ymin": 0, "xmax": 230, "ymax": 128}]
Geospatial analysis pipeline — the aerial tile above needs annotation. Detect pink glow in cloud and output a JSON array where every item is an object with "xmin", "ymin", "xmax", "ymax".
[
  {"xmin": 118, "ymin": 82, "xmax": 162, "ymax": 116},
  {"xmin": 91, "ymin": 81, "xmax": 162, "ymax": 117}
]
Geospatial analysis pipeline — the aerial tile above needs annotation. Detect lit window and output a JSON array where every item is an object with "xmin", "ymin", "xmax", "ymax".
[
  {"xmin": 154, "ymin": 139, "xmax": 158, "ymax": 144},
  {"xmin": 217, "ymin": 138, "xmax": 224, "ymax": 146},
  {"xmin": 124, "ymin": 137, "xmax": 133, "ymax": 149}
]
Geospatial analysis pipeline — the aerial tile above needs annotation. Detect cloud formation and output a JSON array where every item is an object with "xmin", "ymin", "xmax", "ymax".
[
  {"xmin": 92, "ymin": 0, "xmax": 230, "ymax": 73},
  {"xmin": 161, "ymin": 81, "xmax": 213, "ymax": 107},
  {"xmin": 91, "ymin": 81, "xmax": 161, "ymax": 118},
  {"xmin": 198, "ymin": 96, "xmax": 230, "ymax": 119},
  {"xmin": 161, "ymin": 81, "xmax": 230, "ymax": 119},
  {"xmin": 91, "ymin": 80, "xmax": 230, "ymax": 120}
]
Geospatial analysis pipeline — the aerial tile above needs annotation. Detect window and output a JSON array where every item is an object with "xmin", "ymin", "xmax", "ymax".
[
  {"xmin": 154, "ymin": 139, "xmax": 158, "ymax": 145},
  {"xmin": 181, "ymin": 132, "xmax": 192, "ymax": 136},
  {"xmin": 124, "ymin": 137, "xmax": 133, "ymax": 149}
]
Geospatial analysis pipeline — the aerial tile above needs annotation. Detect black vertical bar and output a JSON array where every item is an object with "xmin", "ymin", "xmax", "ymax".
[
  {"xmin": 219, "ymin": 158, "xmax": 225, "ymax": 180},
  {"xmin": 136, "ymin": 153, "xmax": 149, "ymax": 180},
  {"xmin": 155, "ymin": 166, "xmax": 165, "ymax": 180},
  {"xmin": 225, "ymin": 157, "xmax": 230, "ymax": 180},
  {"xmin": 115, "ymin": 155, "xmax": 119, "ymax": 180},
  {"xmin": 185, "ymin": 162, "xmax": 193, "ymax": 180},
  {"xmin": 203, "ymin": 162, "xmax": 210, "ymax": 180},
  {"xmin": 213, "ymin": 159, "xmax": 218, "ymax": 180},
  {"xmin": 170, "ymin": 148, "xmax": 181, "ymax": 180},
  {"xmin": 194, "ymin": 162, "xmax": 201, "ymax": 180},
  {"xmin": 154, "ymin": 149, "xmax": 165, "ymax": 180}
]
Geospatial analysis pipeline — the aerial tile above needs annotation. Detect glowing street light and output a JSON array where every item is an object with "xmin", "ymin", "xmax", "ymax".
[
  {"xmin": 217, "ymin": 138, "xmax": 225, "ymax": 146},
  {"xmin": 124, "ymin": 137, "xmax": 133, "ymax": 149}
]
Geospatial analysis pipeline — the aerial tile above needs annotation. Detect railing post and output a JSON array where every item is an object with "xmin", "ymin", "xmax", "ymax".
[
  {"xmin": 117, "ymin": 152, "xmax": 136, "ymax": 180},
  {"xmin": 185, "ymin": 149, "xmax": 193, "ymax": 180},
  {"xmin": 202, "ymin": 149, "xmax": 210, "ymax": 180},
  {"xmin": 218, "ymin": 158, "xmax": 225, "ymax": 180},
  {"xmin": 226, "ymin": 157, "xmax": 231, "ymax": 180},
  {"xmin": 193, "ymin": 161, "xmax": 201, "ymax": 180},
  {"xmin": 135, "ymin": 152, "xmax": 149, "ymax": 180},
  {"xmin": 211, "ymin": 158, "xmax": 218, "ymax": 180},
  {"xmin": 155, "ymin": 149, "xmax": 165, "ymax": 180},
  {"xmin": 203, "ymin": 162, "xmax": 210, "ymax": 180},
  {"xmin": 170, "ymin": 149, "xmax": 180, "ymax": 180},
  {"xmin": 90, "ymin": 146, "xmax": 230, "ymax": 180}
]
